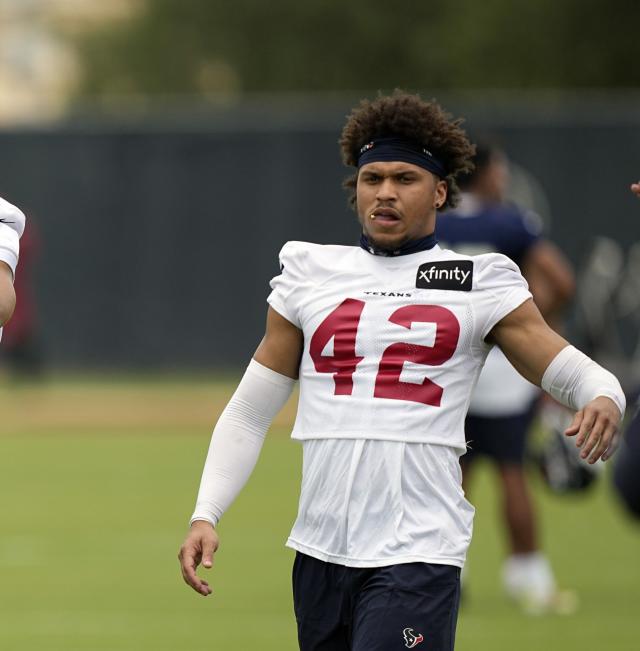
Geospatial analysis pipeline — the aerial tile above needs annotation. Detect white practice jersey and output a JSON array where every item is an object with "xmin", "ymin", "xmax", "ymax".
[
  {"xmin": 267, "ymin": 241, "xmax": 532, "ymax": 567},
  {"xmin": 468, "ymin": 345, "xmax": 539, "ymax": 416}
]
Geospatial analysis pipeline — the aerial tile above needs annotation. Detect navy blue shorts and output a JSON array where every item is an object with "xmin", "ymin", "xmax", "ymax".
[
  {"xmin": 613, "ymin": 402, "xmax": 640, "ymax": 518},
  {"xmin": 292, "ymin": 552, "xmax": 460, "ymax": 651},
  {"xmin": 463, "ymin": 398, "xmax": 538, "ymax": 465}
]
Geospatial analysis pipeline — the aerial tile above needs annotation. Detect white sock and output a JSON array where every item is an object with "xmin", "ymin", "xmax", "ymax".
[{"xmin": 502, "ymin": 552, "xmax": 556, "ymax": 602}]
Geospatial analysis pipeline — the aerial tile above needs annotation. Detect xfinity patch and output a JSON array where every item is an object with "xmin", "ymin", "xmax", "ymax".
[{"xmin": 416, "ymin": 260, "xmax": 473, "ymax": 291}]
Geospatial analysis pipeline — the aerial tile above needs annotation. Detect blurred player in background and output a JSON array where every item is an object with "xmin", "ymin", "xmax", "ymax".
[
  {"xmin": 178, "ymin": 92, "xmax": 625, "ymax": 651},
  {"xmin": 0, "ymin": 195, "xmax": 25, "ymax": 333},
  {"xmin": 437, "ymin": 144, "xmax": 576, "ymax": 613},
  {"xmin": 612, "ymin": 179, "xmax": 640, "ymax": 519}
]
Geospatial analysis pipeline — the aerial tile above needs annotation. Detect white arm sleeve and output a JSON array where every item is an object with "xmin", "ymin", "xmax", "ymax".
[
  {"xmin": 0, "ymin": 196, "xmax": 26, "ymax": 277},
  {"xmin": 190, "ymin": 359, "xmax": 296, "ymax": 527},
  {"xmin": 541, "ymin": 345, "xmax": 626, "ymax": 419}
]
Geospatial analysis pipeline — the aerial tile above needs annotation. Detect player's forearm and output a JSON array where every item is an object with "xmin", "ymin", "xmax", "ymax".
[
  {"xmin": 190, "ymin": 359, "xmax": 295, "ymax": 527},
  {"xmin": 0, "ymin": 258, "xmax": 15, "ymax": 324},
  {"xmin": 541, "ymin": 345, "xmax": 626, "ymax": 419},
  {"xmin": 0, "ymin": 273, "xmax": 16, "ymax": 325}
]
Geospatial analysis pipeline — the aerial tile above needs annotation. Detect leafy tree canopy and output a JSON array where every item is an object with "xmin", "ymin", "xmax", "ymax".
[{"xmin": 76, "ymin": 0, "xmax": 640, "ymax": 98}]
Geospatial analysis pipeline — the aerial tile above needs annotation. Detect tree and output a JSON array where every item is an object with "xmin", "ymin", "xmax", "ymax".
[{"xmin": 75, "ymin": 0, "xmax": 640, "ymax": 99}]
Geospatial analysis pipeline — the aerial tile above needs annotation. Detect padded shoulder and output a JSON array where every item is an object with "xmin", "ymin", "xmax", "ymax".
[
  {"xmin": 472, "ymin": 252, "xmax": 529, "ymax": 293},
  {"xmin": 278, "ymin": 241, "xmax": 357, "ymax": 280}
]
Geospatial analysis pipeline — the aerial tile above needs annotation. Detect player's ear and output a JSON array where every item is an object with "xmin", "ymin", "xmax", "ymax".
[{"xmin": 434, "ymin": 179, "xmax": 448, "ymax": 208}]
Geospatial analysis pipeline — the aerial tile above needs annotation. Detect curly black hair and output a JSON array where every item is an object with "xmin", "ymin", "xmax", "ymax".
[{"xmin": 340, "ymin": 90, "xmax": 475, "ymax": 210}]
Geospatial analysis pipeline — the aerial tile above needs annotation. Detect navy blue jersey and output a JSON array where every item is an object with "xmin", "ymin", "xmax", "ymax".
[
  {"xmin": 437, "ymin": 195, "xmax": 542, "ymax": 268},
  {"xmin": 613, "ymin": 398, "xmax": 640, "ymax": 518}
]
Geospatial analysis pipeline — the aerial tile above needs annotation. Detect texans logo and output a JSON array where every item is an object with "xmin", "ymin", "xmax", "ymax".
[{"xmin": 403, "ymin": 627, "xmax": 424, "ymax": 648}]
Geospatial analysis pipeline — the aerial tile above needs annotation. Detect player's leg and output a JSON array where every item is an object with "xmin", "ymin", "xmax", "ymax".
[
  {"xmin": 469, "ymin": 404, "xmax": 538, "ymax": 558},
  {"xmin": 497, "ymin": 461, "xmax": 557, "ymax": 609},
  {"xmin": 292, "ymin": 553, "xmax": 351, "ymax": 651},
  {"xmin": 351, "ymin": 563, "xmax": 460, "ymax": 651},
  {"xmin": 486, "ymin": 403, "xmax": 574, "ymax": 613},
  {"xmin": 497, "ymin": 463, "xmax": 537, "ymax": 554},
  {"xmin": 497, "ymin": 470, "xmax": 577, "ymax": 615}
]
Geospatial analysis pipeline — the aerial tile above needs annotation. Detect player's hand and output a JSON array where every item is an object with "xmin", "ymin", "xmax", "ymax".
[
  {"xmin": 631, "ymin": 181, "xmax": 640, "ymax": 197},
  {"xmin": 564, "ymin": 396, "xmax": 621, "ymax": 464},
  {"xmin": 178, "ymin": 520, "xmax": 219, "ymax": 596}
]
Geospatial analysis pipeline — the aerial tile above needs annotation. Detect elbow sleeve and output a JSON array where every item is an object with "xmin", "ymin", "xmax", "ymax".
[{"xmin": 190, "ymin": 359, "xmax": 295, "ymax": 527}]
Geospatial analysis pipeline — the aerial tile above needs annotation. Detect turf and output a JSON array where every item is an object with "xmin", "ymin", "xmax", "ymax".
[{"xmin": 0, "ymin": 377, "xmax": 638, "ymax": 650}]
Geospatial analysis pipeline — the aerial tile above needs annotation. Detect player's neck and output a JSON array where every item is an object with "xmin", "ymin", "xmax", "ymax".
[{"xmin": 359, "ymin": 231, "xmax": 437, "ymax": 257}]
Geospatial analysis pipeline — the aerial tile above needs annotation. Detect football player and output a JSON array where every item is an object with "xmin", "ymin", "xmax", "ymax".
[
  {"xmin": 612, "ymin": 179, "xmax": 640, "ymax": 518},
  {"xmin": 0, "ymin": 195, "xmax": 25, "ymax": 332},
  {"xmin": 179, "ymin": 92, "xmax": 625, "ymax": 651},
  {"xmin": 437, "ymin": 143, "xmax": 576, "ymax": 613}
]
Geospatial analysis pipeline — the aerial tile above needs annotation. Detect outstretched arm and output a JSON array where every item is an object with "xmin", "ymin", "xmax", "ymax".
[
  {"xmin": 489, "ymin": 299, "xmax": 625, "ymax": 464},
  {"xmin": 0, "ymin": 196, "xmax": 26, "ymax": 326},
  {"xmin": 0, "ymin": 262, "xmax": 15, "ymax": 326},
  {"xmin": 178, "ymin": 307, "xmax": 303, "ymax": 596}
]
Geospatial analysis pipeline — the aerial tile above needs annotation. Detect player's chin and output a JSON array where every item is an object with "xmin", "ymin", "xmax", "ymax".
[{"xmin": 366, "ymin": 230, "xmax": 407, "ymax": 250}]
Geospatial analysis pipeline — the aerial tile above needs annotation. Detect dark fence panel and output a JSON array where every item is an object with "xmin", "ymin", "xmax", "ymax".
[{"xmin": 0, "ymin": 97, "xmax": 638, "ymax": 369}]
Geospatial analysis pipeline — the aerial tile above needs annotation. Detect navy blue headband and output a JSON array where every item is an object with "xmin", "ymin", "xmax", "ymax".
[{"xmin": 356, "ymin": 137, "xmax": 447, "ymax": 178}]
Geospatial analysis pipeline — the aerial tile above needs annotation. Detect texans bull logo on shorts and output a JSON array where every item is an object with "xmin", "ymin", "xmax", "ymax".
[{"xmin": 402, "ymin": 627, "xmax": 424, "ymax": 648}]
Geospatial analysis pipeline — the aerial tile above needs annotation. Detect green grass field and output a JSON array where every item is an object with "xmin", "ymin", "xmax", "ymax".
[{"xmin": 0, "ymin": 376, "xmax": 638, "ymax": 651}]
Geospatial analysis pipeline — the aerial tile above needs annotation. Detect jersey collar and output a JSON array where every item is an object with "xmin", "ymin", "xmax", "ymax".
[{"xmin": 359, "ymin": 232, "xmax": 438, "ymax": 257}]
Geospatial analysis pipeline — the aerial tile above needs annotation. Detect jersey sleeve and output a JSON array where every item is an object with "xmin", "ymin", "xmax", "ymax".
[
  {"xmin": 267, "ymin": 241, "xmax": 310, "ymax": 328},
  {"xmin": 473, "ymin": 253, "xmax": 533, "ymax": 341},
  {"xmin": 0, "ymin": 196, "xmax": 25, "ymax": 277},
  {"xmin": 0, "ymin": 223, "xmax": 19, "ymax": 277}
]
